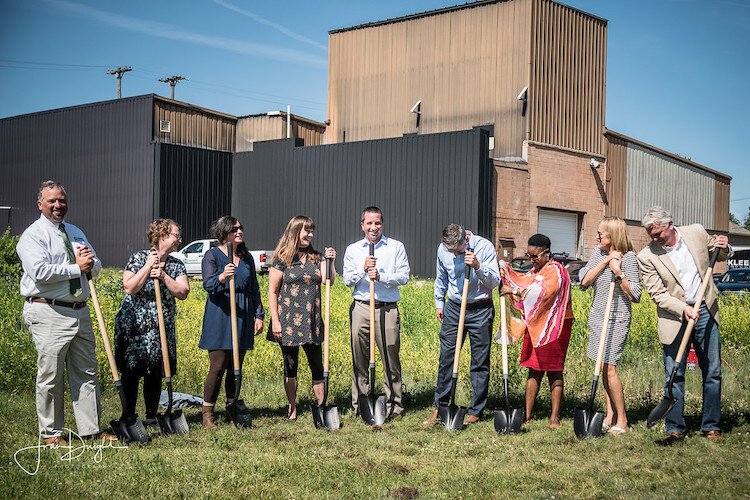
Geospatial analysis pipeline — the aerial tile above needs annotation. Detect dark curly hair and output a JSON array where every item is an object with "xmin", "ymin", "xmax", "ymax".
[{"xmin": 210, "ymin": 216, "xmax": 249, "ymax": 259}]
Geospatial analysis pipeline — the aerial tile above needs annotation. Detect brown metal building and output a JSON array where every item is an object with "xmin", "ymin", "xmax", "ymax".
[{"xmin": 325, "ymin": 0, "xmax": 732, "ymax": 261}]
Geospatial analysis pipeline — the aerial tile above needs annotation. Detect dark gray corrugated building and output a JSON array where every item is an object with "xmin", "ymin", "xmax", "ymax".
[{"xmin": 0, "ymin": 94, "xmax": 233, "ymax": 266}]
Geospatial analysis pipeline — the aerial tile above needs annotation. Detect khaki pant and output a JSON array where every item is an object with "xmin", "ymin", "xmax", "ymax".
[
  {"xmin": 23, "ymin": 301, "xmax": 102, "ymax": 438},
  {"xmin": 349, "ymin": 301, "xmax": 403, "ymax": 415}
]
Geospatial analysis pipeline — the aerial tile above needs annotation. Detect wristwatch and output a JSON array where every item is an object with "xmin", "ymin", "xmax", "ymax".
[{"xmin": 614, "ymin": 274, "xmax": 624, "ymax": 283}]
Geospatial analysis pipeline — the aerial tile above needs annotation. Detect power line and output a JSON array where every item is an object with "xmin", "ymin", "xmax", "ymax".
[{"xmin": 0, "ymin": 58, "xmax": 109, "ymax": 68}]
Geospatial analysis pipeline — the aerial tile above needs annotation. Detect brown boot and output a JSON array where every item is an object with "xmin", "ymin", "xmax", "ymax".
[{"xmin": 202, "ymin": 405, "xmax": 218, "ymax": 430}]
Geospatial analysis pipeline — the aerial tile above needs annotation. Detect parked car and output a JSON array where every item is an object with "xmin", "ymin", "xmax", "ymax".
[
  {"xmin": 507, "ymin": 252, "xmax": 587, "ymax": 284},
  {"xmin": 171, "ymin": 239, "xmax": 272, "ymax": 275},
  {"xmin": 717, "ymin": 268, "xmax": 750, "ymax": 293}
]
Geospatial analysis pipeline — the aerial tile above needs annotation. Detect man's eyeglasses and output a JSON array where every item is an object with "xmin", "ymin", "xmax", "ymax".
[
  {"xmin": 169, "ymin": 232, "xmax": 182, "ymax": 239},
  {"xmin": 230, "ymin": 225, "xmax": 244, "ymax": 233},
  {"xmin": 525, "ymin": 250, "xmax": 548, "ymax": 260}
]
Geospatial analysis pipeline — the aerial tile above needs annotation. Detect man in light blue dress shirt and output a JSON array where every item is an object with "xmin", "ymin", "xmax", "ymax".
[
  {"xmin": 16, "ymin": 180, "xmax": 116, "ymax": 444},
  {"xmin": 425, "ymin": 223, "xmax": 500, "ymax": 426},
  {"xmin": 343, "ymin": 206, "xmax": 410, "ymax": 417}
]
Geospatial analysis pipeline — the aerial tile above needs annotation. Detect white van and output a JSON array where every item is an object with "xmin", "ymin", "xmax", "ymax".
[{"xmin": 171, "ymin": 239, "xmax": 272, "ymax": 275}]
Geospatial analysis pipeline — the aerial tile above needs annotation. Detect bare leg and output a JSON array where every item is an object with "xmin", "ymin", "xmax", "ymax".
[
  {"xmin": 602, "ymin": 367, "xmax": 615, "ymax": 427},
  {"xmin": 548, "ymin": 371, "xmax": 564, "ymax": 428},
  {"xmin": 603, "ymin": 363, "xmax": 628, "ymax": 430},
  {"xmin": 525, "ymin": 369, "xmax": 544, "ymax": 422},
  {"xmin": 312, "ymin": 379, "xmax": 324, "ymax": 405},
  {"xmin": 284, "ymin": 377, "xmax": 297, "ymax": 419}
]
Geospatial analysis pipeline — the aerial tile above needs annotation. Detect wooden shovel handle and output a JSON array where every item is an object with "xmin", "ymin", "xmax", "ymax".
[
  {"xmin": 500, "ymin": 295, "xmax": 509, "ymax": 376},
  {"xmin": 154, "ymin": 277, "xmax": 171, "ymax": 378},
  {"xmin": 368, "ymin": 243, "xmax": 376, "ymax": 365},
  {"xmin": 227, "ymin": 243, "xmax": 240, "ymax": 370},
  {"xmin": 86, "ymin": 273, "xmax": 120, "ymax": 382},
  {"xmin": 452, "ymin": 265, "xmax": 471, "ymax": 374},
  {"xmin": 323, "ymin": 257, "xmax": 332, "ymax": 372},
  {"xmin": 593, "ymin": 281, "xmax": 617, "ymax": 377}
]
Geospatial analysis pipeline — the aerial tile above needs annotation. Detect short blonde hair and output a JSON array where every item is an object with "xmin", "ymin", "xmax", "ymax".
[
  {"xmin": 147, "ymin": 218, "xmax": 179, "ymax": 248},
  {"xmin": 599, "ymin": 216, "xmax": 633, "ymax": 253}
]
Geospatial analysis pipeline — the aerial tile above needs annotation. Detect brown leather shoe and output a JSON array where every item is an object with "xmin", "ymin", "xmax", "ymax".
[
  {"xmin": 422, "ymin": 409, "xmax": 439, "ymax": 426},
  {"xmin": 43, "ymin": 436, "xmax": 68, "ymax": 447},
  {"xmin": 96, "ymin": 432, "xmax": 119, "ymax": 442},
  {"xmin": 202, "ymin": 405, "xmax": 218, "ymax": 430},
  {"xmin": 658, "ymin": 432, "xmax": 684, "ymax": 446},
  {"xmin": 704, "ymin": 430, "xmax": 722, "ymax": 441},
  {"xmin": 464, "ymin": 415, "xmax": 481, "ymax": 425}
]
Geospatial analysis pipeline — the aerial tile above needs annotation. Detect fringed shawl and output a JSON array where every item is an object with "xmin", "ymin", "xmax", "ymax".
[{"xmin": 500, "ymin": 259, "xmax": 573, "ymax": 347}]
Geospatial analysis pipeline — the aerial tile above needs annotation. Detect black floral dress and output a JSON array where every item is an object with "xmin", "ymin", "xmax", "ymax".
[
  {"xmin": 267, "ymin": 253, "xmax": 324, "ymax": 347},
  {"xmin": 114, "ymin": 250, "xmax": 186, "ymax": 375}
]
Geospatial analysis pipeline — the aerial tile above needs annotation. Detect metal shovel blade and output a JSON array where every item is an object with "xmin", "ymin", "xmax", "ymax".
[
  {"xmin": 311, "ymin": 402, "xmax": 341, "ymax": 430},
  {"xmin": 574, "ymin": 407, "xmax": 605, "ymax": 438},
  {"xmin": 358, "ymin": 394, "xmax": 387, "ymax": 426},
  {"xmin": 227, "ymin": 401, "xmax": 252, "ymax": 428},
  {"xmin": 110, "ymin": 414, "xmax": 150, "ymax": 444},
  {"xmin": 647, "ymin": 396, "xmax": 677, "ymax": 429},
  {"xmin": 493, "ymin": 407, "xmax": 524, "ymax": 434},
  {"xmin": 438, "ymin": 402, "xmax": 467, "ymax": 431}
]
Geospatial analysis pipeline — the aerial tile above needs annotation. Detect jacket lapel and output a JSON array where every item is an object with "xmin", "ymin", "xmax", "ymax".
[{"xmin": 650, "ymin": 243, "xmax": 683, "ymax": 288}]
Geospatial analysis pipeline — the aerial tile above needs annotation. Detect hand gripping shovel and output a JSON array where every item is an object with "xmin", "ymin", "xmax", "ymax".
[
  {"xmin": 358, "ymin": 243, "xmax": 387, "ymax": 426},
  {"xmin": 494, "ymin": 296, "xmax": 524, "ymax": 434},
  {"xmin": 438, "ymin": 262, "xmax": 471, "ymax": 431},
  {"xmin": 574, "ymin": 278, "xmax": 616, "ymax": 438},
  {"xmin": 225, "ymin": 243, "xmax": 252, "ymax": 428},
  {"xmin": 86, "ymin": 273, "xmax": 149, "ymax": 444},
  {"xmin": 311, "ymin": 257, "xmax": 341, "ymax": 430},
  {"xmin": 647, "ymin": 248, "xmax": 721, "ymax": 428},
  {"xmin": 154, "ymin": 276, "xmax": 189, "ymax": 435}
]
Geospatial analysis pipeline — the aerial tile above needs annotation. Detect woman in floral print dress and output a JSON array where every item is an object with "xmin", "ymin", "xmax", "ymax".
[
  {"xmin": 268, "ymin": 216, "xmax": 336, "ymax": 420},
  {"xmin": 114, "ymin": 219, "xmax": 190, "ymax": 423}
]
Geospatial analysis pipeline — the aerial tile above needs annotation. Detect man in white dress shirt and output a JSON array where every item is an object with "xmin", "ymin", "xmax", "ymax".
[
  {"xmin": 16, "ymin": 180, "xmax": 116, "ymax": 444},
  {"xmin": 343, "ymin": 206, "xmax": 410, "ymax": 417}
]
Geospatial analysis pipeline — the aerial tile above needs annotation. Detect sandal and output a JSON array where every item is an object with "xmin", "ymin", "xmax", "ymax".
[
  {"xmin": 287, "ymin": 405, "xmax": 297, "ymax": 421},
  {"xmin": 602, "ymin": 422, "xmax": 611, "ymax": 432},
  {"xmin": 608, "ymin": 425, "xmax": 629, "ymax": 435}
]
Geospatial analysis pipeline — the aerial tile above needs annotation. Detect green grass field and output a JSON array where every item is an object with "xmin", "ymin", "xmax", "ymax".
[{"xmin": 1, "ymin": 266, "xmax": 749, "ymax": 498}]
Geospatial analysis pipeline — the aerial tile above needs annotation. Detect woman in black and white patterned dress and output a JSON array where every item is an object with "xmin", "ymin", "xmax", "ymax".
[{"xmin": 579, "ymin": 217, "xmax": 641, "ymax": 434}]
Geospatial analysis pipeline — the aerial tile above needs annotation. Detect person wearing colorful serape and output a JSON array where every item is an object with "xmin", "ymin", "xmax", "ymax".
[{"xmin": 499, "ymin": 233, "xmax": 573, "ymax": 428}]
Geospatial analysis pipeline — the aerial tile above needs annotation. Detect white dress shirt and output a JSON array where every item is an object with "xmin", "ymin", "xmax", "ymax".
[
  {"xmin": 664, "ymin": 229, "xmax": 701, "ymax": 304},
  {"xmin": 16, "ymin": 214, "xmax": 101, "ymax": 301},
  {"xmin": 343, "ymin": 236, "xmax": 410, "ymax": 302}
]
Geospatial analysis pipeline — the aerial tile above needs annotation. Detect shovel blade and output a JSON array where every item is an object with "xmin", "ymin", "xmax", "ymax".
[
  {"xmin": 647, "ymin": 397, "xmax": 677, "ymax": 429},
  {"xmin": 227, "ymin": 401, "xmax": 252, "ymax": 429},
  {"xmin": 358, "ymin": 394, "xmax": 387, "ymax": 426},
  {"xmin": 167, "ymin": 410, "xmax": 189, "ymax": 435},
  {"xmin": 493, "ymin": 407, "xmax": 525, "ymax": 434},
  {"xmin": 311, "ymin": 402, "xmax": 341, "ymax": 430},
  {"xmin": 574, "ymin": 407, "xmax": 605, "ymax": 438},
  {"xmin": 156, "ymin": 413, "xmax": 175, "ymax": 435},
  {"xmin": 438, "ymin": 403, "xmax": 467, "ymax": 431},
  {"xmin": 112, "ymin": 414, "xmax": 150, "ymax": 444}
]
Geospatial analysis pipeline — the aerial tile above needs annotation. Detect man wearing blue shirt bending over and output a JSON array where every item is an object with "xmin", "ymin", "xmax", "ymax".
[
  {"xmin": 343, "ymin": 206, "xmax": 410, "ymax": 418},
  {"xmin": 425, "ymin": 223, "xmax": 500, "ymax": 426}
]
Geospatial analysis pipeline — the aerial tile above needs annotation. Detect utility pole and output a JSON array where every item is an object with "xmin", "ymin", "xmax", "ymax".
[
  {"xmin": 159, "ymin": 75, "xmax": 187, "ymax": 100},
  {"xmin": 106, "ymin": 67, "xmax": 132, "ymax": 98}
]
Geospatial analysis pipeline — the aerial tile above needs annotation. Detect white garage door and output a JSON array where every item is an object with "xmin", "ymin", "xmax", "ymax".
[{"xmin": 537, "ymin": 209, "xmax": 578, "ymax": 257}]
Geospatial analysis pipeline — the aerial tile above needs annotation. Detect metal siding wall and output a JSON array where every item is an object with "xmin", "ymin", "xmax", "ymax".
[
  {"xmin": 326, "ymin": 0, "xmax": 530, "ymax": 158},
  {"xmin": 154, "ymin": 100, "xmax": 236, "ymax": 152},
  {"xmin": 713, "ymin": 176, "xmax": 730, "ymax": 232},
  {"xmin": 232, "ymin": 129, "xmax": 490, "ymax": 278},
  {"xmin": 625, "ymin": 143, "xmax": 715, "ymax": 228},
  {"xmin": 156, "ymin": 144, "xmax": 232, "ymax": 244},
  {"xmin": 0, "ymin": 96, "xmax": 155, "ymax": 267},
  {"xmin": 604, "ymin": 134, "xmax": 628, "ymax": 217},
  {"xmin": 236, "ymin": 116, "xmax": 325, "ymax": 152},
  {"xmin": 529, "ymin": 0, "xmax": 606, "ymax": 155}
]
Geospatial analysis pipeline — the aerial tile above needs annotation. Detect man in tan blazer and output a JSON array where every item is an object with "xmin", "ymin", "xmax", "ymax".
[{"xmin": 637, "ymin": 206, "xmax": 730, "ymax": 445}]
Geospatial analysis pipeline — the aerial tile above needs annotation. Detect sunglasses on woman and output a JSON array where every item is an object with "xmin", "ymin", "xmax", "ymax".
[
  {"xmin": 229, "ymin": 225, "xmax": 244, "ymax": 233},
  {"xmin": 525, "ymin": 250, "xmax": 548, "ymax": 260}
]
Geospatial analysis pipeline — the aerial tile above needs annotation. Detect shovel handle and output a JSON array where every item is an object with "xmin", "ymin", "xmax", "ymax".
[
  {"xmin": 227, "ymin": 243, "xmax": 240, "ymax": 370},
  {"xmin": 368, "ymin": 243, "xmax": 376, "ymax": 365},
  {"xmin": 672, "ymin": 247, "xmax": 721, "ymax": 368},
  {"xmin": 323, "ymin": 256, "xmax": 332, "ymax": 372},
  {"xmin": 154, "ymin": 276, "xmax": 172, "ymax": 378},
  {"xmin": 593, "ymin": 280, "xmax": 617, "ymax": 378},
  {"xmin": 452, "ymin": 263, "xmax": 472, "ymax": 375},
  {"xmin": 85, "ymin": 273, "xmax": 121, "ymax": 383},
  {"xmin": 500, "ymin": 295, "xmax": 509, "ymax": 376}
]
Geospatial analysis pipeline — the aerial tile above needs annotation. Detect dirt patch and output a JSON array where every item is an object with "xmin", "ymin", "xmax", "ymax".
[
  {"xmin": 390, "ymin": 486, "xmax": 418, "ymax": 499},
  {"xmin": 266, "ymin": 431, "xmax": 293, "ymax": 443},
  {"xmin": 389, "ymin": 464, "xmax": 410, "ymax": 475}
]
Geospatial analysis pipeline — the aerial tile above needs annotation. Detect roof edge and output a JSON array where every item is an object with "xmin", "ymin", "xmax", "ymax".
[
  {"xmin": 237, "ymin": 111, "xmax": 326, "ymax": 128},
  {"xmin": 0, "ymin": 94, "xmax": 156, "ymax": 122}
]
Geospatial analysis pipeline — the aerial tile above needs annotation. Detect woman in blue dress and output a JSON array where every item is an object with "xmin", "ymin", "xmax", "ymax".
[
  {"xmin": 199, "ymin": 216, "xmax": 264, "ymax": 429},
  {"xmin": 114, "ymin": 219, "xmax": 190, "ymax": 424}
]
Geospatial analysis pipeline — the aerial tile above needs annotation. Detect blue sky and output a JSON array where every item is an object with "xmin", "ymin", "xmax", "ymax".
[{"xmin": 1, "ymin": 0, "xmax": 748, "ymax": 220}]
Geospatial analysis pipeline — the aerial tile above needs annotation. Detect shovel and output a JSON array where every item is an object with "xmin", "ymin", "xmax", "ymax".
[
  {"xmin": 154, "ymin": 276, "xmax": 189, "ymax": 435},
  {"xmin": 494, "ymin": 296, "xmax": 524, "ymax": 434},
  {"xmin": 647, "ymin": 247, "xmax": 721, "ymax": 428},
  {"xmin": 438, "ymin": 262, "xmax": 471, "ymax": 431},
  {"xmin": 311, "ymin": 256, "xmax": 341, "ymax": 430},
  {"xmin": 86, "ymin": 273, "xmax": 150, "ymax": 444},
  {"xmin": 574, "ymin": 278, "xmax": 617, "ymax": 438},
  {"xmin": 358, "ymin": 242, "xmax": 387, "ymax": 426},
  {"xmin": 226, "ymin": 242, "xmax": 252, "ymax": 428}
]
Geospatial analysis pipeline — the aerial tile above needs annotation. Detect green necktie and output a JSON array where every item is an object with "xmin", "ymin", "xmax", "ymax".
[{"xmin": 59, "ymin": 223, "xmax": 82, "ymax": 298}]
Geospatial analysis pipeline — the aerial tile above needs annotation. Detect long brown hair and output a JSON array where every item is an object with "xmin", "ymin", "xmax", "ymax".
[{"xmin": 272, "ymin": 215, "xmax": 320, "ymax": 267}]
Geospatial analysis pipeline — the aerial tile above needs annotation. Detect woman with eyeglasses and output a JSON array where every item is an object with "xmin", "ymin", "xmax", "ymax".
[
  {"xmin": 578, "ymin": 217, "xmax": 641, "ymax": 435},
  {"xmin": 114, "ymin": 218, "xmax": 190, "ymax": 426},
  {"xmin": 267, "ymin": 216, "xmax": 336, "ymax": 420},
  {"xmin": 198, "ymin": 216, "xmax": 264, "ymax": 429},
  {"xmin": 499, "ymin": 233, "xmax": 573, "ymax": 428}
]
